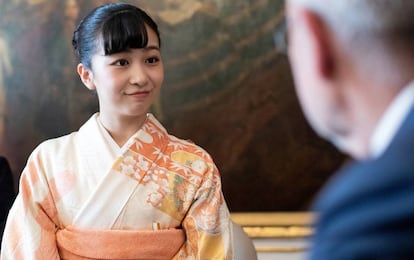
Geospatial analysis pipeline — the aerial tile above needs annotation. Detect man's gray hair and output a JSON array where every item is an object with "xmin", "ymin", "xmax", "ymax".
[{"xmin": 288, "ymin": 0, "xmax": 414, "ymax": 38}]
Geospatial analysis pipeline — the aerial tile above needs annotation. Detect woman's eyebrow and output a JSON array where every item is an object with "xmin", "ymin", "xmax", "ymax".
[{"xmin": 145, "ymin": 45, "xmax": 160, "ymax": 51}]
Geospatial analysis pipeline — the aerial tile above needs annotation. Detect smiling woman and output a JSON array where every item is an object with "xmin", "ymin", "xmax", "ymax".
[
  {"xmin": 1, "ymin": 0, "xmax": 344, "ymax": 226},
  {"xmin": 75, "ymin": 24, "xmax": 164, "ymax": 146},
  {"xmin": 1, "ymin": 3, "xmax": 234, "ymax": 259}
]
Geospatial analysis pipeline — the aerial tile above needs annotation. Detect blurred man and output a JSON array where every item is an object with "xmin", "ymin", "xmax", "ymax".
[{"xmin": 286, "ymin": 0, "xmax": 414, "ymax": 259}]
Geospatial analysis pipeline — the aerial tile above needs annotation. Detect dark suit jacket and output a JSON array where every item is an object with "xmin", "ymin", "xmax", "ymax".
[
  {"xmin": 0, "ymin": 156, "xmax": 15, "ymax": 245},
  {"xmin": 310, "ymin": 107, "xmax": 414, "ymax": 260}
]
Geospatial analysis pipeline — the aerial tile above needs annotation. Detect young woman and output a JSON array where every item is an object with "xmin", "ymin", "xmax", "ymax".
[{"xmin": 1, "ymin": 3, "xmax": 233, "ymax": 259}]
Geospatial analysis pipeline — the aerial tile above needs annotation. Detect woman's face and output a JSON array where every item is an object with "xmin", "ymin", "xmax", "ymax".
[{"xmin": 83, "ymin": 25, "xmax": 164, "ymax": 120}]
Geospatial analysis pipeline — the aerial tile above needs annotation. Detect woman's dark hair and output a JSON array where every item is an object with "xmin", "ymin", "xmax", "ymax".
[{"xmin": 72, "ymin": 2, "xmax": 160, "ymax": 68}]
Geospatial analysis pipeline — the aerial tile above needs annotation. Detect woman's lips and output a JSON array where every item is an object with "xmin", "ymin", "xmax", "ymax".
[{"xmin": 126, "ymin": 91, "xmax": 150, "ymax": 98}]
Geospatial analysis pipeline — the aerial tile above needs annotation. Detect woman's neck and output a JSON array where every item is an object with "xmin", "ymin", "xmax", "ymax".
[{"xmin": 98, "ymin": 113, "xmax": 148, "ymax": 147}]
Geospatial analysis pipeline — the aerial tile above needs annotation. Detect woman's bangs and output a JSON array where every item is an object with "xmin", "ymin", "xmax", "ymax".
[{"xmin": 102, "ymin": 11, "xmax": 149, "ymax": 55}]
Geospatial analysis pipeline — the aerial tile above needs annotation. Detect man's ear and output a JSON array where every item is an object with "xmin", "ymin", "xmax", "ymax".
[
  {"xmin": 301, "ymin": 8, "xmax": 335, "ymax": 78},
  {"xmin": 77, "ymin": 63, "xmax": 95, "ymax": 90}
]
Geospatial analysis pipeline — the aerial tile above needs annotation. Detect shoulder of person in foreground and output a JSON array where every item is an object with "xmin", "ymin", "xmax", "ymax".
[{"xmin": 311, "ymin": 129, "xmax": 414, "ymax": 259}]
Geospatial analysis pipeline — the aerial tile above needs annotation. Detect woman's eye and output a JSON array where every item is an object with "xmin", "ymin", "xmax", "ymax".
[
  {"xmin": 113, "ymin": 59, "xmax": 129, "ymax": 66},
  {"xmin": 146, "ymin": 57, "xmax": 160, "ymax": 64}
]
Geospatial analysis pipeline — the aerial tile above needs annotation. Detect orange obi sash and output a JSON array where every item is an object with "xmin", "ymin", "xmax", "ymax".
[{"xmin": 56, "ymin": 226, "xmax": 185, "ymax": 260}]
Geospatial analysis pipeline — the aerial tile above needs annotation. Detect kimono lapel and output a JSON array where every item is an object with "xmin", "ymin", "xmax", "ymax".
[{"xmin": 72, "ymin": 114, "xmax": 168, "ymax": 229}]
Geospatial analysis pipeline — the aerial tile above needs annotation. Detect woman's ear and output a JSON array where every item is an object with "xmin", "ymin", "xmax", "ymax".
[{"xmin": 77, "ymin": 63, "xmax": 95, "ymax": 90}]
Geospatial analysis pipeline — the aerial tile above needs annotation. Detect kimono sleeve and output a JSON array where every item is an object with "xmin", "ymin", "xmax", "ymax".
[
  {"xmin": 1, "ymin": 148, "xmax": 60, "ymax": 260},
  {"xmin": 175, "ymin": 161, "xmax": 234, "ymax": 259}
]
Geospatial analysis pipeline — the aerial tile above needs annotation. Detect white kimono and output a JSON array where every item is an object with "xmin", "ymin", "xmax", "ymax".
[{"xmin": 1, "ymin": 113, "xmax": 233, "ymax": 259}]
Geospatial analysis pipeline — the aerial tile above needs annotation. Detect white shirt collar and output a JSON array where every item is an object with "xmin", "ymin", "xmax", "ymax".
[{"xmin": 369, "ymin": 81, "xmax": 414, "ymax": 158}]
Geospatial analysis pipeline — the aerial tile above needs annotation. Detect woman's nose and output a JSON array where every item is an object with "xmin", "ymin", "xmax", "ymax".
[{"xmin": 129, "ymin": 63, "xmax": 149, "ymax": 86}]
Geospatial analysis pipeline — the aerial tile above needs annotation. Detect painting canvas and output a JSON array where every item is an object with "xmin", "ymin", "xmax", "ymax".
[{"xmin": 0, "ymin": 0, "xmax": 344, "ymax": 212}]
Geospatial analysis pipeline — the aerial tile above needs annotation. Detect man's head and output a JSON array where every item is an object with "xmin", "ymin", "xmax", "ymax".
[{"xmin": 286, "ymin": 0, "xmax": 414, "ymax": 158}]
